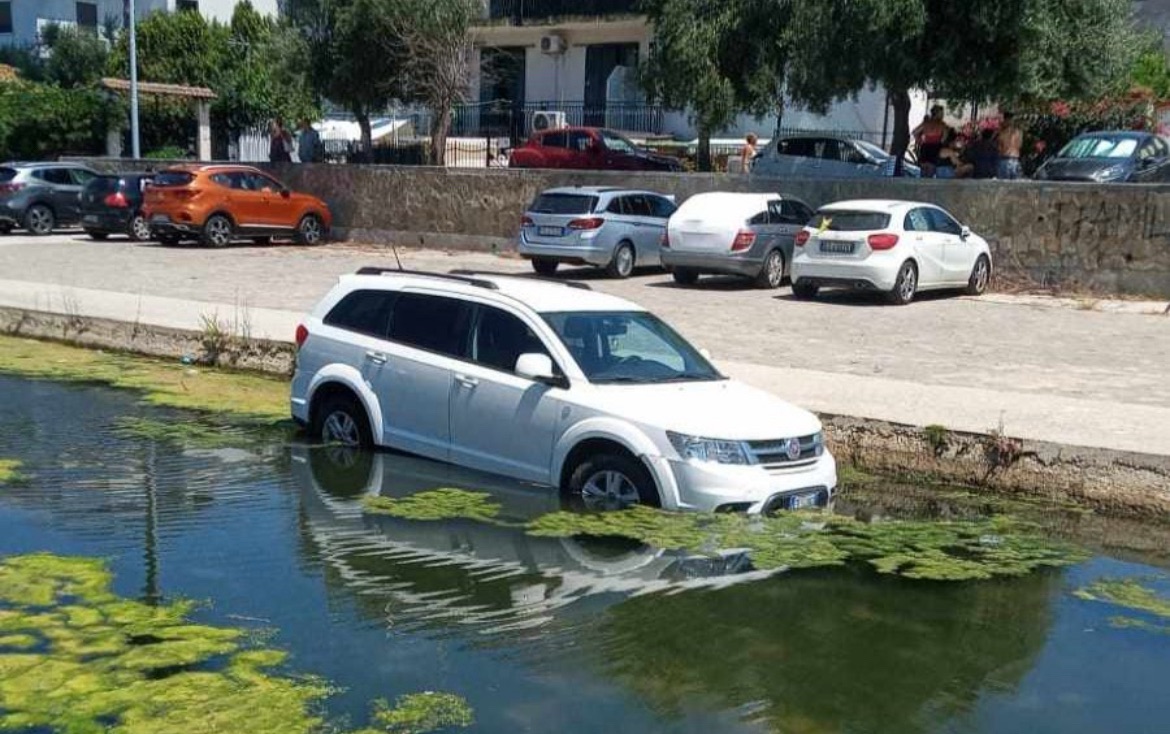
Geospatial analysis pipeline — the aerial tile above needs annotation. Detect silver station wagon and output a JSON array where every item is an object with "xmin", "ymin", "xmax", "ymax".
[{"xmin": 517, "ymin": 186, "xmax": 677, "ymax": 279}]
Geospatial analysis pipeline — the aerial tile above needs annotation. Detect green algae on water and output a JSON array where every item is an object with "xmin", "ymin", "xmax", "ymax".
[
  {"xmin": 363, "ymin": 489, "xmax": 503, "ymax": 523},
  {"xmin": 0, "ymin": 460, "xmax": 19, "ymax": 484},
  {"xmin": 1108, "ymin": 616, "xmax": 1170, "ymax": 635},
  {"xmin": 0, "ymin": 553, "xmax": 473, "ymax": 734},
  {"xmin": 1075, "ymin": 577, "xmax": 1170, "ymax": 619},
  {"xmin": 371, "ymin": 692, "xmax": 474, "ymax": 734}
]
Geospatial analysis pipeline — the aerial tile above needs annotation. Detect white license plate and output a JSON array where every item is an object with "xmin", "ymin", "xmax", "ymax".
[
  {"xmin": 537, "ymin": 226, "xmax": 562, "ymax": 236},
  {"xmin": 787, "ymin": 491, "xmax": 821, "ymax": 510},
  {"xmin": 820, "ymin": 240, "xmax": 855, "ymax": 255}
]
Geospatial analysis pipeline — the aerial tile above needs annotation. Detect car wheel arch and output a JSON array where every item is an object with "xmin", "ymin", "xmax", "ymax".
[
  {"xmin": 306, "ymin": 368, "xmax": 385, "ymax": 446},
  {"xmin": 204, "ymin": 210, "xmax": 237, "ymax": 228},
  {"xmin": 552, "ymin": 422, "xmax": 675, "ymax": 506}
]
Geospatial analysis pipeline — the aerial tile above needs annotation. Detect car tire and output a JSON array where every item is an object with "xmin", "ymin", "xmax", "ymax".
[
  {"xmin": 566, "ymin": 452, "xmax": 661, "ymax": 511},
  {"xmin": 24, "ymin": 204, "xmax": 55, "ymax": 236},
  {"xmin": 200, "ymin": 214, "xmax": 234, "ymax": 248},
  {"xmin": 671, "ymin": 268, "xmax": 699, "ymax": 286},
  {"xmin": 792, "ymin": 280, "xmax": 819, "ymax": 300},
  {"xmin": 531, "ymin": 258, "xmax": 559, "ymax": 276},
  {"xmin": 128, "ymin": 213, "xmax": 152, "ymax": 242},
  {"xmin": 606, "ymin": 242, "xmax": 636, "ymax": 279},
  {"xmin": 755, "ymin": 249, "xmax": 785, "ymax": 289},
  {"xmin": 311, "ymin": 392, "xmax": 373, "ymax": 449},
  {"xmin": 887, "ymin": 261, "xmax": 918, "ymax": 305},
  {"xmin": 0, "ymin": 223, "xmax": 13, "ymax": 235},
  {"xmin": 965, "ymin": 255, "xmax": 991, "ymax": 296},
  {"xmin": 296, "ymin": 214, "xmax": 325, "ymax": 246},
  {"xmin": 85, "ymin": 230, "xmax": 109, "ymax": 241}
]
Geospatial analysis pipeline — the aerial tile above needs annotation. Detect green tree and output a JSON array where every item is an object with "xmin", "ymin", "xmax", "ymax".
[
  {"xmin": 43, "ymin": 25, "xmax": 110, "ymax": 88},
  {"xmin": 0, "ymin": 81, "xmax": 122, "ymax": 158}
]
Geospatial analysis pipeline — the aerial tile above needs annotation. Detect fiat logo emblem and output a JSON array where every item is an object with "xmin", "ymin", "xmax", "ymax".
[{"xmin": 785, "ymin": 438, "xmax": 802, "ymax": 461}]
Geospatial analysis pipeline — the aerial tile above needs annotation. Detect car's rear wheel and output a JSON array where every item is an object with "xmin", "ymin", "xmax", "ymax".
[
  {"xmin": 296, "ymin": 214, "xmax": 325, "ymax": 246},
  {"xmin": 85, "ymin": 230, "xmax": 109, "ymax": 241},
  {"xmin": 755, "ymin": 249, "xmax": 785, "ymax": 289},
  {"xmin": 792, "ymin": 280, "xmax": 819, "ymax": 299},
  {"xmin": 887, "ymin": 261, "xmax": 918, "ymax": 305},
  {"xmin": 671, "ymin": 267, "xmax": 699, "ymax": 286},
  {"xmin": 24, "ymin": 204, "xmax": 54, "ymax": 236},
  {"xmin": 531, "ymin": 258, "xmax": 559, "ymax": 276},
  {"xmin": 566, "ymin": 452, "xmax": 661, "ymax": 512},
  {"xmin": 965, "ymin": 255, "xmax": 991, "ymax": 296},
  {"xmin": 606, "ymin": 242, "xmax": 636, "ymax": 279},
  {"xmin": 128, "ymin": 214, "xmax": 152, "ymax": 242},
  {"xmin": 311, "ymin": 392, "xmax": 373, "ymax": 449},
  {"xmin": 201, "ymin": 214, "xmax": 234, "ymax": 248}
]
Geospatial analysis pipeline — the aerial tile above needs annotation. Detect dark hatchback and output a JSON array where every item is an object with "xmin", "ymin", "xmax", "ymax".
[
  {"xmin": 1033, "ymin": 131, "xmax": 1170, "ymax": 183},
  {"xmin": 80, "ymin": 173, "xmax": 155, "ymax": 241}
]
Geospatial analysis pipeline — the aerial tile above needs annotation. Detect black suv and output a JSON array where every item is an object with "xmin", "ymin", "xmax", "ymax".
[
  {"xmin": 80, "ymin": 173, "xmax": 155, "ymax": 241},
  {"xmin": 0, "ymin": 162, "xmax": 100, "ymax": 235}
]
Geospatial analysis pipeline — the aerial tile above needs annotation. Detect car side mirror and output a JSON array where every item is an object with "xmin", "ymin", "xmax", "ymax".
[
  {"xmin": 280, "ymin": 188, "xmax": 291, "ymax": 198},
  {"xmin": 960, "ymin": 226, "xmax": 971, "ymax": 240},
  {"xmin": 516, "ymin": 353, "xmax": 562, "ymax": 386}
]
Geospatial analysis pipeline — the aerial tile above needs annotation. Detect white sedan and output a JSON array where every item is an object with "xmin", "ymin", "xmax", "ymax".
[{"xmin": 790, "ymin": 199, "xmax": 993, "ymax": 305}]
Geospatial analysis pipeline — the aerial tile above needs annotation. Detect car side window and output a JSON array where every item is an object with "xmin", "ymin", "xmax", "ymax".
[
  {"xmin": 324, "ymin": 290, "xmax": 397, "ymax": 338},
  {"xmin": 646, "ymin": 196, "xmax": 676, "ymax": 219},
  {"xmin": 70, "ymin": 168, "xmax": 97, "ymax": 186},
  {"xmin": 839, "ymin": 143, "xmax": 867, "ymax": 165},
  {"xmin": 927, "ymin": 208, "xmax": 963, "ymax": 236},
  {"xmin": 779, "ymin": 200, "xmax": 811, "ymax": 225},
  {"xmin": 606, "ymin": 196, "xmax": 628, "ymax": 215},
  {"xmin": 36, "ymin": 168, "xmax": 74, "ymax": 185},
  {"xmin": 778, "ymin": 139, "xmax": 814, "ymax": 158},
  {"xmin": 624, "ymin": 195, "xmax": 652, "ymax": 217},
  {"xmin": 210, "ymin": 173, "xmax": 233, "ymax": 188},
  {"xmin": 387, "ymin": 293, "xmax": 473, "ymax": 359},
  {"xmin": 815, "ymin": 139, "xmax": 838, "ymax": 160},
  {"xmin": 473, "ymin": 306, "xmax": 551, "ymax": 374},
  {"xmin": 904, "ymin": 208, "xmax": 932, "ymax": 232},
  {"xmin": 1156, "ymin": 138, "xmax": 1170, "ymax": 158},
  {"xmin": 748, "ymin": 209, "xmax": 770, "ymax": 226},
  {"xmin": 766, "ymin": 200, "xmax": 784, "ymax": 224},
  {"xmin": 541, "ymin": 132, "xmax": 568, "ymax": 148},
  {"xmin": 567, "ymin": 131, "xmax": 593, "ymax": 152},
  {"xmin": 248, "ymin": 173, "xmax": 281, "ymax": 192}
]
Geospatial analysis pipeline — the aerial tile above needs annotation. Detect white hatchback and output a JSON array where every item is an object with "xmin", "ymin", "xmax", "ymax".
[
  {"xmin": 790, "ymin": 199, "xmax": 993, "ymax": 305},
  {"xmin": 290, "ymin": 269, "xmax": 837, "ymax": 514}
]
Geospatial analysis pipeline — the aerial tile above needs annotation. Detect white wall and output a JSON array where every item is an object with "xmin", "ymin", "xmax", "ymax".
[{"xmin": 196, "ymin": 0, "xmax": 278, "ymax": 22}]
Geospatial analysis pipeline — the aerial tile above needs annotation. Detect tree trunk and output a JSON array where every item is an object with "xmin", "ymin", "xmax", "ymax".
[
  {"xmin": 889, "ymin": 88, "xmax": 912, "ymax": 177},
  {"xmin": 774, "ymin": 96, "xmax": 785, "ymax": 138},
  {"xmin": 356, "ymin": 109, "xmax": 373, "ymax": 163},
  {"xmin": 697, "ymin": 125, "xmax": 712, "ymax": 172},
  {"xmin": 430, "ymin": 103, "xmax": 451, "ymax": 167}
]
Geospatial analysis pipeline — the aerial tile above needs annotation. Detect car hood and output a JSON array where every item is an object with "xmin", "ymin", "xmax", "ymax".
[
  {"xmin": 633, "ymin": 150, "xmax": 681, "ymax": 169},
  {"xmin": 1036, "ymin": 158, "xmax": 1132, "ymax": 181},
  {"xmin": 591, "ymin": 379, "xmax": 822, "ymax": 441}
]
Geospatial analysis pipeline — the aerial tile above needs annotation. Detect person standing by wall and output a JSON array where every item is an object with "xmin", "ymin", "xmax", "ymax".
[
  {"xmin": 997, "ymin": 111, "xmax": 1024, "ymax": 180},
  {"xmin": 269, "ymin": 118, "xmax": 293, "ymax": 163},
  {"xmin": 297, "ymin": 119, "xmax": 322, "ymax": 164},
  {"xmin": 912, "ymin": 105, "xmax": 951, "ymax": 178},
  {"xmin": 741, "ymin": 133, "xmax": 759, "ymax": 173}
]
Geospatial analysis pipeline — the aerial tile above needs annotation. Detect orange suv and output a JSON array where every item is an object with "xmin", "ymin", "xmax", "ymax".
[{"xmin": 143, "ymin": 165, "xmax": 332, "ymax": 247}]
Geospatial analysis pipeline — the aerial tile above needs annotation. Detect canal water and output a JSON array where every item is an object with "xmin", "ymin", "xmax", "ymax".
[{"xmin": 1, "ymin": 373, "xmax": 1169, "ymax": 734}]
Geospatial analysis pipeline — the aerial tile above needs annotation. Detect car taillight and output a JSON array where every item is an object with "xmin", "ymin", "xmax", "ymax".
[
  {"xmin": 730, "ymin": 229, "xmax": 756, "ymax": 252},
  {"xmin": 794, "ymin": 230, "xmax": 810, "ymax": 247},
  {"xmin": 660, "ymin": 230, "xmax": 670, "ymax": 248},
  {"xmin": 568, "ymin": 217, "xmax": 604, "ymax": 230},
  {"xmin": 295, "ymin": 324, "xmax": 309, "ymax": 349},
  {"xmin": 520, "ymin": 215, "xmax": 534, "ymax": 227},
  {"xmin": 867, "ymin": 233, "xmax": 900, "ymax": 250},
  {"xmin": 103, "ymin": 191, "xmax": 129, "ymax": 208},
  {"xmin": 0, "ymin": 183, "xmax": 25, "ymax": 194}
]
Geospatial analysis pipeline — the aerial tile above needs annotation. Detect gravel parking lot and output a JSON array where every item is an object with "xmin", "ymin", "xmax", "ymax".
[{"xmin": 3, "ymin": 232, "xmax": 1168, "ymax": 413}]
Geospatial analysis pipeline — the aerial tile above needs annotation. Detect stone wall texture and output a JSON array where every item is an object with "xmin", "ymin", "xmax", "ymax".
[{"xmin": 84, "ymin": 159, "xmax": 1170, "ymax": 296}]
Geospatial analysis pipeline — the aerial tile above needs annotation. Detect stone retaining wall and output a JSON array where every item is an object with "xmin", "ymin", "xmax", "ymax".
[{"xmin": 83, "ymin": 159, "xmax": 1170, "ymax": 296}]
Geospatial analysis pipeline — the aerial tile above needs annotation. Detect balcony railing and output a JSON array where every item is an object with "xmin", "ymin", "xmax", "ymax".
[{"xmin": 485, "ymin": 0, "xmax": 642, "ymax": 22}]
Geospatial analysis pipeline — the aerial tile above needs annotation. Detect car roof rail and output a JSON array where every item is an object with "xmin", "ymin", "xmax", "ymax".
[
  {"xmin": 448, "ymin": 269, "xmax": 593, "ymax": 291},
  {"xmin": 354, "ymin": 267, "xmax": 500, "ymax": 290}
]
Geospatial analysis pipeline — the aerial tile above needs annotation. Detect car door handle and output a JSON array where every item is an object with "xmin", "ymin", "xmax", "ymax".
[
  {"xmin": 365, "ymin": 351, "xmax": 388, "ymax": 365},
  {"xmin": 454, "ymin": 374, "xmax": 479, "ymax": 389}
]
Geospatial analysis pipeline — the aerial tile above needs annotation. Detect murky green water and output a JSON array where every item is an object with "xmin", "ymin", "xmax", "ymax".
[{"xmin": 2, "ymin": 374, "xmax": 1170, "ymax": 734}]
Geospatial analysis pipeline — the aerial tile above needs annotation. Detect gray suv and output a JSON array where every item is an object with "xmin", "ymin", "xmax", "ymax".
[
  {"xmin": 518, "ymin": 186, "xmax": 677, "ymax": 278},
  {"xmin": 0, "ymin": 162, "xmax": 100, "ymax": 235}
]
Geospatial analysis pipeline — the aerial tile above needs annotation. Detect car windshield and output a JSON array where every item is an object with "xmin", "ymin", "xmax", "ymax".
[
  {"xmin": 530, "ymin": 193, "xmax": 598, "ymax": 214},
  {"xmin": 811, "ymin": 210, "xmax": 891, "ymax": 231},
  {"xmin": 542, "ymin": 311, "xmax": 723, "ymax": 385},
  {"xmin": 152, "ymin": 171, "xmax": 195, "ymax": 187},
  {"xmin": 601, "ymin": 131, "xmax": 637, "ymax": 154},
  {"xmin": 854, "ymin": 140, "xmax": 890, "ymax": 160},
  {"xmin": 1057, "ymin": 136, "xmax": 1139, "ymax": 159}
]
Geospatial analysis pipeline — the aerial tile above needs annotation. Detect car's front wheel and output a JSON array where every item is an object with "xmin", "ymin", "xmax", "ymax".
[
  {"xmin": 965, "ymin": 255, "xmax": 991, "ymax": 296},
  {"xmin": 671, "ymin": 267, "xmax": 699, "ymax": 286},
  {"xmin": 567, "ymin": 453, "xmax": 661, "ymax": 511},
  {"xmin": 24, "ymin": 204, "xmax": 55, "ymax": 236},
  {"xmin": 606, "ymin": 242, "xmax": 636, "ymax": 279},
  {"xmin": 129, "ymin": 213, "xmax": 152, "ymax": 242},
  {"xmin": 201, "ymin": 214, "xmax": 234, "ymax": 248},
  {"xmin": 531, "ymin": 258, "xmax": 559, "ymax": 276},
  {"xmin": 888, "ymin": 261, "xmax": 918, "ymax": 305},
  {"xmin": 311, "ymin": 392, "xmax": 373, "ymax": 449},
  {"xmin": 296, "ymin": 214, "xmax": 325, "ymax": 246},
  {"xmin": 755, "ymin": 249, "xmax": 785, "ymax": 289},
  {"xmin": 792, "ymin": 280, "xmax": 819, "ymax": 299}
]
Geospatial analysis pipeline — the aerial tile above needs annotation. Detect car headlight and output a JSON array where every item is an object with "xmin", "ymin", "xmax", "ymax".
[
  {"xmin": 1091, "ymin": 165, "xmax": 1128, "ymax": 182},
  {"xmin": 667, "ymin": 431, "xmax": 749, "ymax": 465}
]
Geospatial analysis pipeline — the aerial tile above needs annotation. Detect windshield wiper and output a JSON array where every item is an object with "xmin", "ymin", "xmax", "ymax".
[{"xmin": 658, "ymin": 373, "xmax": 725, "ymax": 383}]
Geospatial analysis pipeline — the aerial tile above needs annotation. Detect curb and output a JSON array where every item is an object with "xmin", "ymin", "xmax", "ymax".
[{"xmin": 3, "ymin": 305, "xmax": 1168, "ymax": 518}]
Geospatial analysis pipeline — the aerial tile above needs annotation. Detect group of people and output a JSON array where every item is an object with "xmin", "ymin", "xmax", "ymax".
[
  {"xmin": 912, "ymin": 105, "xmax": 1023, "ymax": 180},
  {"xmin": 268, "ymin": 117, "xmax": 323, "ymax": 164}
]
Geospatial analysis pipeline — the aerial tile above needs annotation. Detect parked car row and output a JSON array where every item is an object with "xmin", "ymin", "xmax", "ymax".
[
  {"xmin": 0, "ymin": 161, "xmax": 333, "ymax": 247},
  {"xmin": 517, "ymin": 186, "xmax": 993, "ymax": 305}
]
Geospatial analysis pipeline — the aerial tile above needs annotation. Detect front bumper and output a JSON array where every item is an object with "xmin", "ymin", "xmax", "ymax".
[
  {"xmin": 518, "ymin": 231, "xmax": 613, "ymax": 266},
  {"xmin": 647, "ymin": 450, "xmax": 838, "ymax": 514},
  {"xmin": 661, "ymin": 250, "xmax": 764, "ymax": 278},
  {"xmin": 792, "ymin": 257, "xmax": 899, "ymax": 292}
]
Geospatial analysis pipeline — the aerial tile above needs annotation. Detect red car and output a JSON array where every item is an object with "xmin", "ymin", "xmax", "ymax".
[{"xmin": 508, "ymin": 127, "xmax": 683, "ymax": 171}]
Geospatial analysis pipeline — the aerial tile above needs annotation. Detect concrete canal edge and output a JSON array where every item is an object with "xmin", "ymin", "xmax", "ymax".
[{"xmin": 3, "ymin": 304, "xmax": 1168, "ymax": 519}]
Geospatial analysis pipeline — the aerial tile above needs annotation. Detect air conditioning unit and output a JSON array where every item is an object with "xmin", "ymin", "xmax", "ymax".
[
  {"xmin": 531, "ymin": 111, "xmax": 568, "ymax": 132},
  {"xmin": 539, "ymin": 34, "xmax": 566, "ymax": 55}
]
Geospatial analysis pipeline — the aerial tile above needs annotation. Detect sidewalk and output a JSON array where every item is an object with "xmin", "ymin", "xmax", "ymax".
[{"xmin": 3, "ymin": 275, "xmax": 1168, "ymax": 458}]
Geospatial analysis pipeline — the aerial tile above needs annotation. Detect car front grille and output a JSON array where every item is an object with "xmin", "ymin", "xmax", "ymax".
[{"xmin": 747, "ymin": 434, "xmax": 823, "ymax": 471}]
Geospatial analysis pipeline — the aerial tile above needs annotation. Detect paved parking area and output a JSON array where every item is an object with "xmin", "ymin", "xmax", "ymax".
[{"xmin": 2, "ymin": 232, "xmax": 1169, "ymax": 454}]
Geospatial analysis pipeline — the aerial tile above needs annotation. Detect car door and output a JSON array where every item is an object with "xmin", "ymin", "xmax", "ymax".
[
  {"xmin": 642, "ymin": 195, "xmax": 676, "ymax": 265},
  {"xmin": 539, "ymin": 131, "xmax": 571, "ymax": 168},
  {"xmin": 41, "ymin": 168, "xmax": 84, "ymax": 222},
  {"xmin": 380, "ymin": 292, "xmax": 473, "ymax": 461},
  {"xmin": 219, "ymin": 171, "xmax": 269, "ymax": 231},
  {"xmin": 927, "ymin": 207, "xmax": 977, "ymax": 284},
  {"xmin": 317, "ymin": 288, "xmax": 399, "ymax": 433},
  {"xmin": 622, "ymin": 195, "xmax": 663, "ymax": 261},
  {"xmin": 749, "ymin": 201, "xmax": 782, "ymax": 255},
  {"xmin": 773, "ymin": 199, "xmax": 812, "ymax": 269},
  {"xmin": 448, "ymin": 303, "xmax": 565, "ymax": 484},
  {"xmin": 777, "ymin": 138, "xmax": 816, "ymax": 177},
  {"xmin": 246, "ymin": 171, "xmax": 289, "ymax": 229},
  {"xmin": 902, "ymin": 208, "xmax": 946, "ymax": 286}
]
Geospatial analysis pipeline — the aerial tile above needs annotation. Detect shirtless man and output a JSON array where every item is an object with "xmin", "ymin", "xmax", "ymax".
[{"xmin": 997, "ymin": 111, "xmax": 1023, "ymax": 180}]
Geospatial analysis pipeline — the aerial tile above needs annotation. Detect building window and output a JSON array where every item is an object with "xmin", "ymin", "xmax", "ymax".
[
  {"xmin": 0, "ymin": 3, "xmax": 11, "ymax": 34},
  {"xmin": 177, "ymin": 0, "xmax": 199, "ymax": 12},
  {"xmin": 75, "ymin": 2, "xmax": 98, "ymax": 28}
]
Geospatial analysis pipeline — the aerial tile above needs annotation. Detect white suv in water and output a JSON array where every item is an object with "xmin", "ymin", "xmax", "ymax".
[{"xmin": 290, "ymin": 269, "xmax": 836, "ymax": 513}]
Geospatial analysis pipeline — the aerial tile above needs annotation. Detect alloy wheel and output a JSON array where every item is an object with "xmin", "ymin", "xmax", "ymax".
[
  {"xmin": 206, "ymin": 216, "xmax": 232, "ymax": 247},
  {"xmin": 580, "ymin": 469, "xmax": 641, "ymax": 511},
  {"xmin": 899, "ymin": 266, "xmax": 917, "ymax": 301},
  {"xmin": 971, "ymin": 258, "xmax": 989, "ymax": 294},
  {"xmin": 299, "ymin": 216, "xmax": 322, "ymax": 245},
  {"xmin": 321, "ymin": 410, "xmax": 360, "ymax": 447},
  {"xmin": 765, "ymin": 251, "xmax": 783, "ymax": 287},
  {"xmin": 130, "ymin": 215, "xmax": 152, "ymax": 241},
  {"xmin": 26, "ymin": 206, "xmax": 53, "ymax": 235}
]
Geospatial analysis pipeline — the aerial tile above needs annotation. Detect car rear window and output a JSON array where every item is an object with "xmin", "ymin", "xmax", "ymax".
[
  {"xmin": 529, "ymin": 193, "xmax": 598, "ymax": 215},
  {"xmin": 324, "ymin": 290, "xmax": 397, "ymax": 338},
  {"xmin": 0, "ymin": 168, "xmax": 16, "ymax": 183},
  {"xmin": 812, "ymin": 210, "xmax": 891, "ymax": 231},
  {"xmin": 152, "ymin": 171, "xmax": 195, "ymax": 187},
  {"xmin": 84, "ymin": 176, "xmax": 120, "ymax": 194}
]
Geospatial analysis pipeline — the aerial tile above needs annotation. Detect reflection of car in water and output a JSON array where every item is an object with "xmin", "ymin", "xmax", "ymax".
[{"xmin": 291, "ymin": 445, "xmax": 770, "ymax": 631}]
